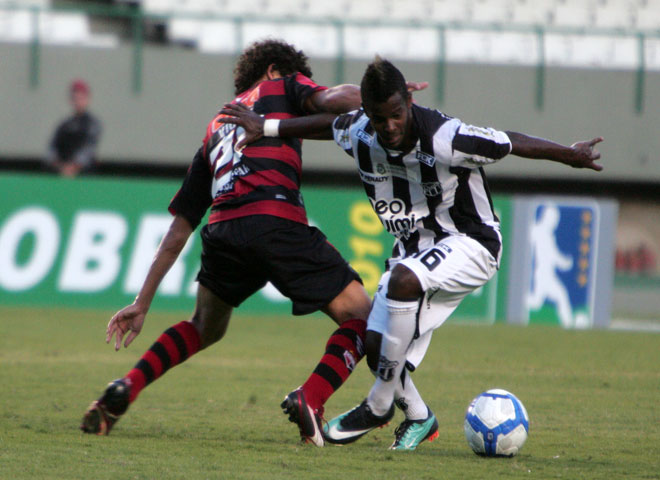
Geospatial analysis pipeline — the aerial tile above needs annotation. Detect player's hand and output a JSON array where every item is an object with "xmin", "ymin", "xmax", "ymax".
[
  {"xmin": 566, "ymin": 137, "xmax": 604, "ymax": 171},
  {"xmin": 406, "ymin": 81, "xmax": 429, "ymax": 93},
  {"xmin": 217, "ymin": 102, "xmax": 264, "ymax": 150},
  {"xmin": 106, "ymin": 303, "xmax": 147, "ymax": 351}
]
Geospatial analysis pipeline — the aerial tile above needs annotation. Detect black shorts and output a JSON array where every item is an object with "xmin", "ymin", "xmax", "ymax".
[{"xmin": 197, "ymin": 215, "xmax": 361, "ymax": 315}]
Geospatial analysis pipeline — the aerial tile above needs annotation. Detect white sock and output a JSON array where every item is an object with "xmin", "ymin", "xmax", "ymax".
[
  {"xmin": 395, "ymin": 370, "xmax": 428, "ymax": 421},
  {"xmin": 367, "ymin": 297, "xmax": 419, "ymax": 416}
]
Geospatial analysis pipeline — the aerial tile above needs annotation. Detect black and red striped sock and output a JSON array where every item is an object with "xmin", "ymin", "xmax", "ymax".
[
  {"xmin": 301, "ymin": 318, "xmax": 366, "ymax": 412},
  {"xmin": 124, "ymin": 321, "xmax": 201, "ymax": 403}
]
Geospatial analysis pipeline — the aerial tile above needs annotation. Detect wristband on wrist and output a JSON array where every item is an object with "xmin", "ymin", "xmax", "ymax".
[{"xmin": 263, "ymin": 119, "xmax": 280, "ymax": 137}]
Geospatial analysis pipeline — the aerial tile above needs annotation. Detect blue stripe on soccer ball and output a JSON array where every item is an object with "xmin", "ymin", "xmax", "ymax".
[{"xmin": 464, "ymin": 389, "xmax": 529, "ymax": 457}]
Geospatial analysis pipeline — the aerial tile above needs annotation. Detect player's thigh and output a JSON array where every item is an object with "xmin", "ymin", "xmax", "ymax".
[
  {"xmin": 366, "ymin": 271, "xmax": 391, "ymax": 335},
  {"xmin": 407, "ymin": 236, "xmax": 498, "ymax": 336},
  {"xmin": 197, "ymin": 221, "xmax": 269, "ymax": 308},
  {"xmin": 399, "ymin": 236, "xmax": 497, "ymax": 295},
  {"xmin": 262, "ymin": 223, "xmax": 363, "ymax": 318}
]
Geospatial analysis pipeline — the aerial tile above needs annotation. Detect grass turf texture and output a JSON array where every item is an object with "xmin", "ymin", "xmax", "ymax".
[{"xmin": 0, "ymin": 307, "xmax": 658, "ymax": 480}]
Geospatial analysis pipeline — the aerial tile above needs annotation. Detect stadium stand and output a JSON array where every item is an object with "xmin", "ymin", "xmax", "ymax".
[
  {"xmin": 134, "ymin": 0, "xmax": 660, "ymax": 31},
  {"xmin": 3, "ymin": 0, "xmax": 657, "ymax": 68},
  {"xmin": 0, "ymin": 1, "xmax": 118, "ymax": 47},
  {"xmin": 127, "ymin": 0, "xmax": 660, "ymax": 68}
]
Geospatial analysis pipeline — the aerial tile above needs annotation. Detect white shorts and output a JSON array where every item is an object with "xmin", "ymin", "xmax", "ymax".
[{"xmin": 369, "ymin": 235, "xmax": 498, "ymax": 368}]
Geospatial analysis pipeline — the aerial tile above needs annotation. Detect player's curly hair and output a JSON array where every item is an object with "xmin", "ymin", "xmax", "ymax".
[
  {"xmin": 360, "ymin": 56, "xmax": 410, "ymax": 110},
  {"xmin": 233, "ymin": 39, "xmax": 313, "ymax": 95}
]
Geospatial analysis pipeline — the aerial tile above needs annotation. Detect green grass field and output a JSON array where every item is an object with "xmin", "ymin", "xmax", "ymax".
[{"xmin": 1, "ymin": 306, "xmax": 658, "ymax": 480}]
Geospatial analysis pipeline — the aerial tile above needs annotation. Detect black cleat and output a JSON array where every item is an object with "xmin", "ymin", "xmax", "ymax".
[
  {"xmin": 323, "ymin": 399, "xmax": 395, "ymax": 445},
  {"xmin": 281, "ymin": 388, "xmax": 325, "ymax": 447},
  {"xmin": 80, "ymin": 379, "xmax": 130, "ymax": 435}
]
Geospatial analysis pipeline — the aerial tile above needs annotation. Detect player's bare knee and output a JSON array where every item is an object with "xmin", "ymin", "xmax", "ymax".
[
  {"xmin": 324, "ymin": 280, "xmax": 371, "ymax": 324},
  {"xmin": 191, "ymin": 310, "xmax": 230, "ymax": 349},
  {"xmin": 387, "ymin": 264, "xmax": 423, "ymax": 300},
  {"xmin": 351, "ymin": 297, "xmax": 372, "ymax": 323}
]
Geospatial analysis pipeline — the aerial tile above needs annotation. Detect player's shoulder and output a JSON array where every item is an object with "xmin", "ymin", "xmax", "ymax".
[
  {"xmin": 412, "ymin": 104, "xmax": 456, "ymax": 135},
  {"xmin": 283, "ymin": 72, "xmax": 325, "ymax": 90},
  {"xmin": 207, "ymin": 110, "xmax": 223, "ymax": 134},
  {"xmin": 203, "ymin": 109, "xmax": 230, "ymax": 150},
  {"xmin": 290, "ymin": 71, "xmax": 314, "ymax": 83},
  {"xmin": 334, "ymin": 109, "xmax": 368, "ymax": 132}
]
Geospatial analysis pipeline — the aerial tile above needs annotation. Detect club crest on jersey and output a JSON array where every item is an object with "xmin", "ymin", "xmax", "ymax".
[
  {"xmin": 338, "ymin": 132, "xmax": 351, "ymax": 150},
  {"xmin": 421, "ymin": 182, "xmax": 442, "ymax": 197},
  {"xmin": 416, "ymin": 150, "xmax": 436, "ymax": 167},
  {"xmin": 356, "ymin": 129, "xmax": 373, "ymax": 146}
]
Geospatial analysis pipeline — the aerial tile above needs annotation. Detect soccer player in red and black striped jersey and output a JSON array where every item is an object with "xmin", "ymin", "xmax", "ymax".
[{"xmin": 80, "ymin": 39, "xmax": 372, "ymax": 446}]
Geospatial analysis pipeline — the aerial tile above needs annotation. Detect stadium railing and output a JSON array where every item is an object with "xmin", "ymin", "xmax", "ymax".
[{"xmin": 1, "ymin": 1, "xmax": 659, "ymax": 113}]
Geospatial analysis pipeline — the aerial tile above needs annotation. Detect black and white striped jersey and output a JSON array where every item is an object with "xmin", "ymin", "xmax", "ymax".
[{"xmin": 332, "ymin": 104, "xmax": 511, "ymax": 268}]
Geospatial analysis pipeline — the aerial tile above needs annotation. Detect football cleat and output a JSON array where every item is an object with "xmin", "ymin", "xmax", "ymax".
[
  {"xmin": 323, "ymin": 399, "xmax": 395, "ymax": 445},
  {"xmin": 80, "ymin": 379, "xmax": 130, "ymax": 435},
  {"xmin": 389, "ymin": 407, "xmax": 439, "ymax": 450},
  {"xmin": 281, "ymin": 388, "xmax": 325, "ymax": 447}
]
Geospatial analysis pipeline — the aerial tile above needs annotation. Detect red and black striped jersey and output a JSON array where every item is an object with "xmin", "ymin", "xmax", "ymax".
[{"xmin": 169, "ymin": 73, "xmax": 327, "ymax": 229}]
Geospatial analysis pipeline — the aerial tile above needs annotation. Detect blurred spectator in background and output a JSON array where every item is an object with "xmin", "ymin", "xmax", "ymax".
[{"xmin": 44, "ymin": 79, "xmax": 101, "ymax": 177}]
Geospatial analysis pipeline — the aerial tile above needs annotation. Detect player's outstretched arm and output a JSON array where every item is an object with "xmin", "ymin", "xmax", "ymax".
[
  {"xmin": 106, "ymin": 214, "xmax": 193, "ymax": 350},
  {"xmin": 506, "ymin": 131, "xmax": 604, "ymax": 171},
  {"xmin": 219, "ymin": 82, "xmax": 429, "ymax": 149},
  {"xmin": 305, "ymin": 81, "xmax": 428, "ymax": 114},
  {"xmin": 306, "ymin": 84, "xmax": 361, "ymax": 114},
  {"xmin": 218, "ymin": 103, "xmax": 337, "ymax": 150}
]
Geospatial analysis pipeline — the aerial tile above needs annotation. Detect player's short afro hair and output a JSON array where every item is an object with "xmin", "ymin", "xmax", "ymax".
[
  {"xmin": 360, "ymin": 56, "xmax": 410, "ymax": 111},
  {"xmin": 233, "ymin": 39, "xmax": 313, "ymax": 95}
]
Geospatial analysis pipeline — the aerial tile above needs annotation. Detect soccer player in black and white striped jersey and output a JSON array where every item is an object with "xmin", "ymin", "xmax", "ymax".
[{"xmin": 219, "ymin": 57, "xmax": 603, "ymax": 450}]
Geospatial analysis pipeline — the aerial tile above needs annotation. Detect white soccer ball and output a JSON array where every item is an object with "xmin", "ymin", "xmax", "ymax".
[{"xmin": 464, "ymin": 389, "xmax": 529, "ymax": 457}]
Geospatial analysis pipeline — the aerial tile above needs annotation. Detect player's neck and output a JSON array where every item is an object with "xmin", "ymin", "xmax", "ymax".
[{"xmin": 250, "ymin": 69, "xmax": 283, "ymax": 90}]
